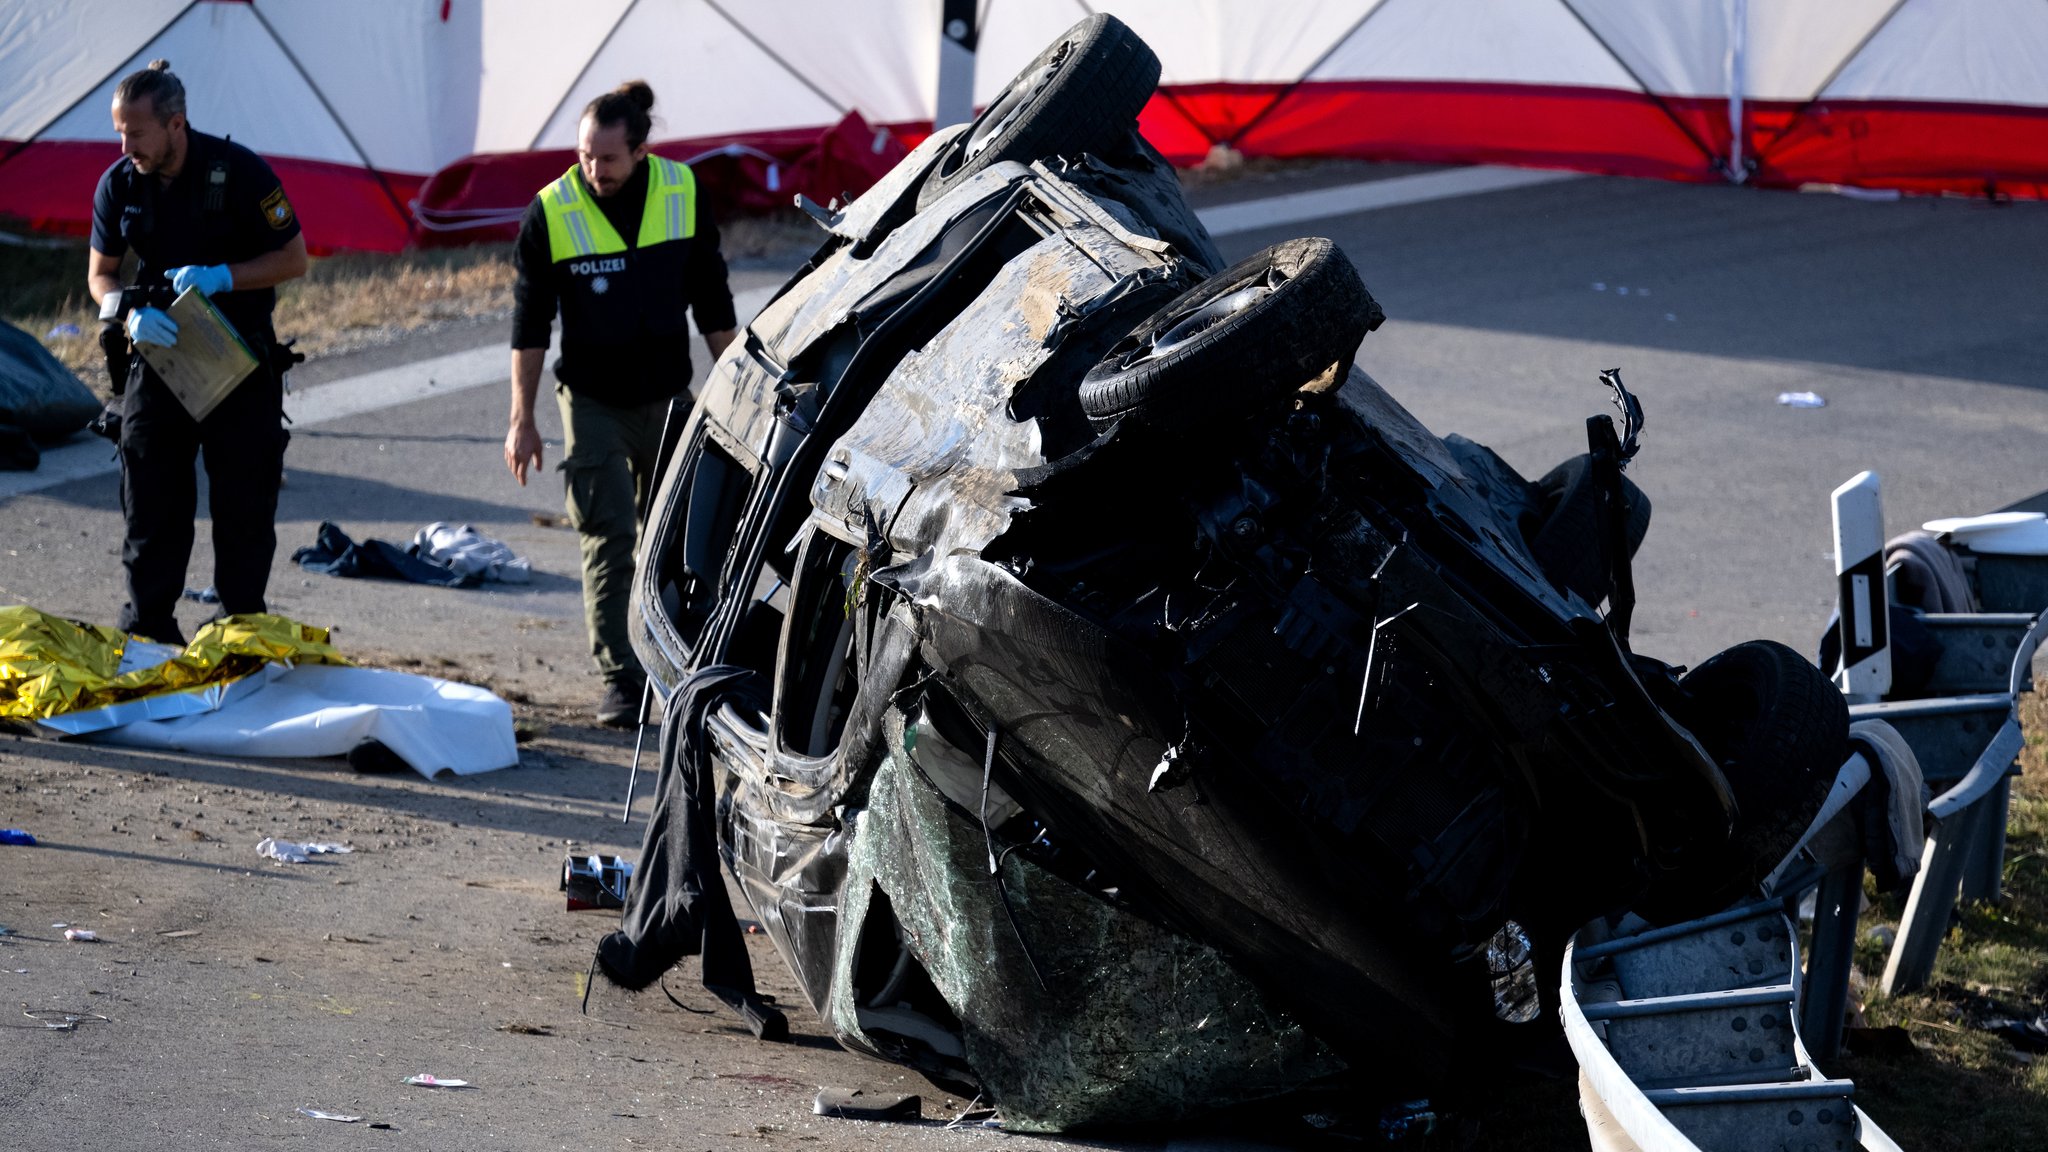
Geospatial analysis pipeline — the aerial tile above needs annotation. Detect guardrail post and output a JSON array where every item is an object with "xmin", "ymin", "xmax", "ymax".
[
  {"xmin": 1800, "ymin": 861, "xmax": 1864, "ymax": 1061},
  {"xmin": 1881, "ymin": 798, "xmax": 1990, "ymax": 995},
  {"xmin": 1961, "ymin": 779, "xmax": 2012, "ymax": 904},
  {"xmin": 1832, "ymin": 472, "xmax": 1891, "ymax": 702}
]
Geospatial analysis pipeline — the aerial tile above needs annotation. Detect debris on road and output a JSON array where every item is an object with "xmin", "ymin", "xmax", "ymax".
[
  {"xmin": 62, "ymin": 928, "xmax": 98, "ymax": 942},
  {"xmin": 297, "ymin": 1109, "xmax": 362, "ymax": 1123},
  {"xmin": 1778, "ymin": 390, "xmax": 1827, "ymax": 408},
  {"xmin": 412, "ymin": 522, "xmax": 531, "ymax": 584},
  {"xmin": 813, "ymin": 1087, "xmax": 921, "ymax": 1122},
  {"xmin": 0, "ymin": 829, "xmax": 35, "ymax": 846},
  {"xmin": 293, "ymin": 521, "xmax": 479, "ymax": 588},
  {"xmin": 257, "ymin": 837, "xmax": 354, "ymax": 864},
  {"xmin": 562, "ymin": 854, "xmax": 632, "ymax": 910},
  {"xmin": 402, "ymin": 1074, "xmax": 473, "ymax": 1089}
]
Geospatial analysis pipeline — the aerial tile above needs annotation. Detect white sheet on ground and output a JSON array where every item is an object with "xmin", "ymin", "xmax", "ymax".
[{"xmin": 88, "ymin": 665, "xmax": 518, "ymax": 777}]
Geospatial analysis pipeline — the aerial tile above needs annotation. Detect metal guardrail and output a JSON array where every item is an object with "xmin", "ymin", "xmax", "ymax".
[{"xmin": 1565, "ymin": 902, "xmax": 1907, "ymax": 1152}]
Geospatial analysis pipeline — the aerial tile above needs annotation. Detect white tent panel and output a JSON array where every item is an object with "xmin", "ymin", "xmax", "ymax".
[
  {"xmin": 530, "ymin": 0, "xmax": 847, "ymax": 150},
  {"xmin": 973, "ymin": 0, "xmax": 1094, "ymax": 105},
  {"xmin": 252, "ymin": 0, "xmax": 477, "ymax": 175},
  {"xmin": 38, "ymin": 1, "xmax": 361, "ymax": 166},
  {"xmin": 1311, "ymin": 0, "xmax": 1638, "ymax": 89},
  {"xmin": 472, "ymin": 0, "xmax": 634, "ymax": 155},
  {"xmin": 1560, "ymin": 0, "xmax": 1730, "ymax": 96},
  {"xmin": 1822, "ymin": 0, "xmax": 2048, "ymax": 108},
  {"xmin": 1101, "ymin": 0, "xmax": 1387, "ymax": 85},
  {"xmin": 0, "ymin": 0, "xmax": 190, "ymax": 140},
  {"xmin": 731, "ymin": 1, "xmax": 940, "ymax": 126},
  {"xmin": 1741, "ymin": 0, "xmax": 1901, "ymax": 101}
]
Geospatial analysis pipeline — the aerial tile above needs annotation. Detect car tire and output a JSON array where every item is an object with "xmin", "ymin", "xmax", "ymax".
[
  {"xmin": 1527, "ymin": 454, "xmax": 1652, "ymax": 606},
  {"xmin": 915, "ymin": 13, "xmax": 1159, "ymax": 211},
  {"xmin": 1077, "ymin": 237, "xmax": 1381, "ymax": 429},
  {"xmin": 1638, "ymin": 640, "xmax": 1849, "ymax": 923}
]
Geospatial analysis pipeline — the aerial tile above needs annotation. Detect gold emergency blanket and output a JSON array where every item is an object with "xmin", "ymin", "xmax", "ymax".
[{"xmin": 0, "ymin": 606, "xmax": 347, "ymax": 721}]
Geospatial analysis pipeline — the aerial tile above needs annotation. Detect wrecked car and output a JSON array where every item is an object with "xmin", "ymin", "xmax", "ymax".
[{"xmin": 600, "ymin": 14, "xmax": 1849, "ymax": 1133}]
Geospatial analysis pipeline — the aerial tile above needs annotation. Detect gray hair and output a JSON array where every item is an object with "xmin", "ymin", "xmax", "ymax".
[{"xmin": 115, "ymin": 59, "xmax": 186, "ymax": 122}]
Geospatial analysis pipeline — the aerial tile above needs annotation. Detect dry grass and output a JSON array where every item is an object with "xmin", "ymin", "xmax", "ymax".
[
  {"xmin": 1, "ymin": 207, "xmax": 821, "ymax": 392},
  {"xmin": 1829, "ymin": 685, "xmax": 2048, "ymax": 1151}
]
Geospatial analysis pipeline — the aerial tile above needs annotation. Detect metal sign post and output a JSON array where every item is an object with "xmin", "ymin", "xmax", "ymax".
[{"xmin": 1831, "ymin": 471, "xmax": 1890, "ymax": 701}]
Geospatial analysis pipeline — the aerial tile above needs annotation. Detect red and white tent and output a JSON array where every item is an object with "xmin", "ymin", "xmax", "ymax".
[{"xmin": 3, "ymin": 0, "xmax": 2043, "ymax": 253}]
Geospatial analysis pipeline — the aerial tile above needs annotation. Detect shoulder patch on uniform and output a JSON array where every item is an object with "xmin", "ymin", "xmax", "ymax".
[{"xmin": 260, "ymin": 186, "xmax": 295, "ymax": 231}]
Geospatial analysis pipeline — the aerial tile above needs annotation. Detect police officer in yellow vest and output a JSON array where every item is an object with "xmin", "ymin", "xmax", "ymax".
[{"xmin": 505, "ymin": 80, "xmax": 737, "ymax": 725}]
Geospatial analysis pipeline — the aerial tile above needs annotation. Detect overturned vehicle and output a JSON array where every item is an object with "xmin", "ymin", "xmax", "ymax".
[{"xmin": 598, "ymin": 15, "xmax": 1848, "ymax": 1133}]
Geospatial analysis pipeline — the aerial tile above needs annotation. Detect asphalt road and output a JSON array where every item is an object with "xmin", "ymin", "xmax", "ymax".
[
  {"xmin": 1215, "ymin": 175, "xmax": 2048, "ymax": 671},
  {"xmin": 2, "ymin": 171, "xmax": 2044, "ymax": 1150}
]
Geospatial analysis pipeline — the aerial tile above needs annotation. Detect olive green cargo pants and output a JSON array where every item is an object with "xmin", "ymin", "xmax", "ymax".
[{"xmin": 555, "ymin": 384, "xmax": 680, "ymax": 686}]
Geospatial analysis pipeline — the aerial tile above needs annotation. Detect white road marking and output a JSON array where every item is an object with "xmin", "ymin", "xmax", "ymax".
[
  {"xmin": 1195, "ymin": 165, "xmax": 1585, "ymax": 237},
  {"xmin": 1, "ymin": 286, "xmax": 779, "ymax": 501}
]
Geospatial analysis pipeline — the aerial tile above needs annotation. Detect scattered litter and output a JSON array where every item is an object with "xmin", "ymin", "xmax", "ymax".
[
  {"xmin": 297, "ymin": 1109, "xmax": 362, "ymax": 1123},
  {"xmin": 496, "ymin": 1022, "xmax": 553, "ymax": 1036},
  {"xmin": 814, "ymin": 1087, "xmax": 922, "ymax": 1121},
  {"xmin": 25, "ymin": 1008, "xmax": 107, "ymax": 1031},
  {"xmin": 531, "ymin": 513, "xmax": 569, "ymax": 529},
  {"xmin": 403, "ymin": 1074, "xmax": 473, "ymax": 1089},
  {"xmin": 1800, "ymin": 182, "xmax": 1903, "ymax": 202},
  {"xmin": 180, "ymin": 586, "xmax": 219, "ymax": 605},
  {"xmin": 158, "ymin": 929, "xmax": 202, "ymax": 939},
  {"xmin": 1777, "ymin": 391, "xmax": 1826, "ymax": 408},
  {"xmin": 50, "ymin": 922, "xmax": 66, "ymax": 929},
  {"xmin": 63, "ymin": 929, "xmax": 98, "ymax": 942},
  {"xmin": 45, "ymin": 323, "xmax": 81, "ymax": 339},
  {"xmin": 0, "ymin": 925, "xmax": 11, "ymax": 936},
  {"xmin": 257, "ymin": 837, "xmax": 353, "ymax": 864},
  {"xmin": 0, "ymin": 829, "xmax": 36, "ymax": 846},
  {"xmin": 1985, "ymin": 1014, "xmax": 2048, "ymax": 1053},
  {"xmin": 1867, "ymin": 924, "xmax": 1896, "ymax": 948}
]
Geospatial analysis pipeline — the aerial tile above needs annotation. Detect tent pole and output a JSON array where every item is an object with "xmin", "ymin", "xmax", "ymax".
[
  {"xmin": 247, "ymin": 3, "xmax": 414, "ymax": 241},
  {"xmin": 0, "ymin": 0, "xmax": 202, "ymax": 172},
  {"xmin": 1746, "ymin": 0, "xmax": 1911, "ymax": 177},
  {"xmin": 1727, "ymin": 0, "xmax": 1748, "ymax": 184},
  {"xmin": 934, "ymin": 0, "xmax": 978, "ymax": 131}
]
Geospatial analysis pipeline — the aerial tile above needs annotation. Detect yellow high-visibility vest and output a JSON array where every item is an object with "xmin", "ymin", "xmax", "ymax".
[{"xmin": 539, "ymin": 156, "xmax": 697, "ymax": 263}]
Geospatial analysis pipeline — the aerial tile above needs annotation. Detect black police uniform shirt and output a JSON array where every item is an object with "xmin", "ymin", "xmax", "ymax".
[
  {"xmin": 510, "ymin": 160, "xmax": 738, "ymax": 409},
  {"xmin": 90, "ymin": 128, "xmax": 302, "ymax": 352}
]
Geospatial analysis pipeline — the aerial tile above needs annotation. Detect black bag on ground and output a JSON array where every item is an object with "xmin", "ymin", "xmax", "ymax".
[{"xmin": 0, "ymin": 318, "xmax": 101, "ymax": 443}]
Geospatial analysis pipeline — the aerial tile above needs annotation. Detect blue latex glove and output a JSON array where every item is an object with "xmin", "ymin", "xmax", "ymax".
[
  {"xmin": 168, "ymin": 263, "xmax": 233, "ymax": 297},
  {"xmin": 126, "ymin": 306, "xmax": 179, "ymax": 348}
]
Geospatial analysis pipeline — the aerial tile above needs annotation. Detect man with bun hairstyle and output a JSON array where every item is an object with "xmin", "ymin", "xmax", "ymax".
[
  {"xmin": 87, "ymin": 60, "xmax": 309, "ymax": 646},
  {"xmin": 505, "ymin": 80, "xmax": 738, "ymax": 726}
]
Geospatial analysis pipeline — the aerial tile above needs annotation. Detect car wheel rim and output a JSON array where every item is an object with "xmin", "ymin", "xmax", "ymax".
[{"xmin": 1111, "ymin": 266, "xmax": 1284, "ymax": 370}]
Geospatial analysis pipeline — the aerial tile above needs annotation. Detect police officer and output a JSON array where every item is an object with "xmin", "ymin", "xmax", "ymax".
[
  {"xmin": 504, "ymin": 80, "xmax": 737, "ymax": 726},
  {"xmin": 87, "ymin": 60, "xmax": 308, "ymax": 645}
]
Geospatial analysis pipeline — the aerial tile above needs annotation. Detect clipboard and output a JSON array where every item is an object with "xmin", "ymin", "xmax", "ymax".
[{"xmin": 136, "ymin": 287, "xmax": 260, "ymax": 421}]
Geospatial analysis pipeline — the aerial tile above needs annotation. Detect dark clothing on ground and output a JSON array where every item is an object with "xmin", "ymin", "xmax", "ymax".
[
  {"xmin": 92, "ymin": 129, "xmax": 300, "ymax": 640},
  {"xmin": 292, "ymin": 521, "xmax": 477, "ymax": 588},
  {"xmin": 509, "ymin": 162, "xmax": 737, "ymax": 408}
]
